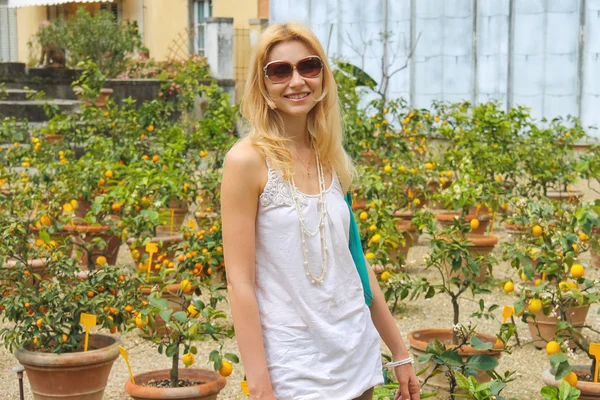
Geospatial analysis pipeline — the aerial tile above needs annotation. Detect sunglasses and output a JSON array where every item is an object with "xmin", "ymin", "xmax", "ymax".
[{"xmin": 263, "ymin": 56, "xmax": 324, "ymax": 84}]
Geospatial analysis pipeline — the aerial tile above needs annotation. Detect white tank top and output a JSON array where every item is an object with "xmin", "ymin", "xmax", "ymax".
[{"xmin": 254, "ymin": 160, "xmax": 383, "ymax": 400}]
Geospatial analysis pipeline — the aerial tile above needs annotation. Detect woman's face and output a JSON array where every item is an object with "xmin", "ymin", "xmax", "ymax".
[{"xmin": 264, "ymin": 40, "xmax": 324, "ymax": 118}]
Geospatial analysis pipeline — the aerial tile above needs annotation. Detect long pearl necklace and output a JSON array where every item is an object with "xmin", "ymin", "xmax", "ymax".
[{"xmin": 287, "ymin": 152, "xmax": 328, "ymax": 284}]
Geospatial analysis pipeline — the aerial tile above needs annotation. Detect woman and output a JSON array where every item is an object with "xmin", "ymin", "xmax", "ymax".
[{"xmin": 221, "ymin": 22, "xmax": 420, "ymax": 400}]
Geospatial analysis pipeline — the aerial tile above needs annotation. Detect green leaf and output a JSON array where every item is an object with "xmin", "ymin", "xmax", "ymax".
[
  {"xmin": 173, "ymin": 311, "xmax": 187, "ymax": 323},
  {"xmin": 540, "ymin": 385, "xmax": 558, "ymax": 400},
  {"xmin": 165, "ymin": 343, "xmax": 178, "ymax": 357},
  {"xmin": 335, "ymin": 61, "xmax": 377, "ymax": 88},
  {"xmin": 549, "ymin": 353, "xmax": 568, "ymax": 368},
  {"xmin": 190, "ymin": 346, "xmax": 198, "ymax": 355},
  {"xmin": 465, "ymin": 355, "xmax": 498, "ymax": 371},
  {"xmin": 149, "ymin": 296, "xmax": 169, "ymax": 310},
  {"xmin": 439, "ymin": 350, "xmax": 463, "ymax": 367},
  {"xmin": 224, "ymin": 353, "xmax": 240, "ymax": 363},
  {"xmin": 554, "ymin": 361, "xmax": 571, "ymax": 380},
  {"xmin": 470, "ymin": 335, "xmax": 493, "ymax": 351},
  {"xmin": 159, "ymin": 309, "xmax": 172, "ymax": 323}
]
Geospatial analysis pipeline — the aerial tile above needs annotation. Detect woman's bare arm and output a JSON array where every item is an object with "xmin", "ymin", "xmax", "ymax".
[{"xmin": 221, "ymin": 140, "xmax": 275, "ymax": 399}]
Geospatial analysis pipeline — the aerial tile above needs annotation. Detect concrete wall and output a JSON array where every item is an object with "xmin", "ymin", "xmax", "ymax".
[
  {"xmin": 15, "ymin": 5, "xmax": 45, "ymax": 64},
  {"xmin": 270, "ymin": 0, "xmax": 600, "ymax": 138},
  {"xmin": 143, "ymin": 0, "xmax": 189, "ymax": 60}
]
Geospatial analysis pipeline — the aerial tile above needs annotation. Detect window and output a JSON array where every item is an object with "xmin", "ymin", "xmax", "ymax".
[
  {"xmin": 100, "ymin": 2, "xmax": 120, "ymax": 19},
  {"xmin": 193, "ymin": 0, "xmax": 212, "ymax": 55}
]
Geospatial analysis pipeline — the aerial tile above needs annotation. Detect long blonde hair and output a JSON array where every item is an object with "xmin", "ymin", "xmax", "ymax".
[{"xmin": 241, "ymin": 22, "xmax": 355, "ymax": 192}]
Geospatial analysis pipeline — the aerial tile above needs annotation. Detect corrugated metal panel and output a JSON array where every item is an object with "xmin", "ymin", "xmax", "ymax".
[
  {"xmin": 0, "ymin": 2, "xmax": 18, "ymax": 62},
  {"xmin": 7, "ymin": 0, "xmax": 112, "ymax": 7},
  {"xmin": 270, "ymin": 0, "xmax": 600, "ymax": 137}
]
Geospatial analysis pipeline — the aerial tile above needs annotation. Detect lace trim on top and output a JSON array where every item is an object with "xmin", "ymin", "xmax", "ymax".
[{"xmin": 259, "ymin": 162, "xmax": 309, "ymax": 208}]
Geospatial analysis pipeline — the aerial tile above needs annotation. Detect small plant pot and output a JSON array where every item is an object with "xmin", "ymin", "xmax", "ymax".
[
  {"xmin": 542, "ymin": 365, "xmax": 600, "ymax": 399},
  {"xmin": 124, "ymin": 368, "xmax": 226, "ymax": 400},
  {"xmin": 156, "ymin": 200, "xmax": 189, "ymax": 236},
  {"xmin": 526, "ymin": 305, "xmax": 590, "ymax": 349},
  {"xmin": 43, "ymin": 134, "xmax": 64, "ymax": 144},
  {"xmin": 14, "ymin": 334, "xmax": 120, "ymax": 400},
  {"xmin": 408, "ymin": 328, "xmax": 503, "ymax": 394}
]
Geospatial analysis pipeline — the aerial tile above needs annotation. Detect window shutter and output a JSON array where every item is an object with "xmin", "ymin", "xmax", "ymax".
[{"xmin": 0, "ymin": 4, "xmax": 9, "ymax": 62}]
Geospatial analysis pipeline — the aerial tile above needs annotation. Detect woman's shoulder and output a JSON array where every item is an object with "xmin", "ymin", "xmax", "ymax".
[{"xmin": 224, "ymin": 137, "xmax": 265, "ymax": 170}]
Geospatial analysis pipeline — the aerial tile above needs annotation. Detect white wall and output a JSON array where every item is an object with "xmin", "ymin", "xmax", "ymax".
[{"xmin": 270, "ymin": 0, "xmax": 600, "ymax": 137}]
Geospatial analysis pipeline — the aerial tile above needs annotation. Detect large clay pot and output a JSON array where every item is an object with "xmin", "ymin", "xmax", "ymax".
[
  {"xmin": 14, "ymin": 334, "xmax": 120, "ymax": 400},
  {"xmin": 435, "ymin": 212, "xmax": 490, "ymax": 235},
  {"xmin": 156, "ymin": 200, "xmax": 189, "ymax": 236},
  {"xmin": 408, "ymin": 329, "xmax": 503, "ymax": 394},
  {"xmin": 526, "ymin": 305, "xmax": 590, "ymax": 349},
  {"xmin": 125, "ymin": 368, "xmax": 226, "ymax": 400},
  {"xmin": 542, "ymin": 365, "xmax": 600, "ymax": 399}
]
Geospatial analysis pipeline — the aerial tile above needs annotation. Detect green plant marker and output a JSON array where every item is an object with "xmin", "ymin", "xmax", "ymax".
[
  {"xmin": 590, "ymin": 342, "xmax": 600, "ymax": 383},
  {"xmin": 119, "ymin": 346, "xmax": 136, "ymax": 385},
  {"xmin": 79, "ymin": 313, "xmax": 96, "ymax": 351},
  {"xmin": 145, "ymin": 243, "xmax": 158, "ymax": 277}
]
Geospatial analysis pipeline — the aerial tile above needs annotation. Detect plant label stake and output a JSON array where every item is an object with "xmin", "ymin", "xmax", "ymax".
[
  {"xmin": 590, "ymin": 342, "xmax": 600, "ymax": 383},
  {"xmin": 80, "ymin": 313, "xmax": 96, "ymax": 352},
  {"xmin": 145, "ymin": 242, "xmax": 158, "ymax": 277},
  {"xmin": 502, "ymin": 306, "xmax": 513, "ymax": 323},
  {"xmin": 170, "ymin": 209, "xmax": 175, "ymax": 235},
  {"xmin": 118, "ymin": 345, "xmax": 136, "ymax": 385}
]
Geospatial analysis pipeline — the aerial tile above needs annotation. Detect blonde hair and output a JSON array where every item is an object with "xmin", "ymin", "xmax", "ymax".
[{"xmin": 241, "ymin": 22, "xmax": 355, "ymax": 192}]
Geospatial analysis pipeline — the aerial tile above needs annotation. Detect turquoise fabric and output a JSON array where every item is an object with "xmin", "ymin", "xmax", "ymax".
[{"xmin": 344, "ymin": 192, "xmax": 373, "ymax": 306}]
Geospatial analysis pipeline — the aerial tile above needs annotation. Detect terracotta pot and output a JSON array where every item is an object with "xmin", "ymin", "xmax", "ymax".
[
  {"xmin": 408, "ymin": 329, "xmax": 503, "ymax": 393},
  {"xmin": 43, "ymin": 134, "xmax": 64, "ymax": 144},
  {"xmin": 435, "ymin": 212, "xmax": 490, "ymax": 235},
  {"xmin": 64, "ymin": 224, "xmax": 122, "ymax": 267},
  {"xmin": 464, "ymin": 234, "xmax": 498, "ymax": 282},
  {"xmin": 351, "ymin": 197, "xmax": 368, "ymax": 211},
  {"xmin": 504, "ymin": 222, "xmax": 528, "ymax": 237},
  {"xmin": 546, "ymin": 190, "xmax": 583, "ymax": 205},
  {"xmin": 394, "ymin": 210, "xmax": 413, "ymax": 221},
  {"xmin": 526, "ymin": 305, "xmax": 589, "ymax": 349},
  {"xmin": 396, "ymin": 220, "xmax": 419, "ymax": 259},
  {"xmin": 542, "ymin": 365, "xmax": 600, "ymax": 399},
  {"xmin": 156, "ymin": 202, "xmax": 189, "ymax": 236},
  {"xmin": 125, "ymin": 368, "xmax": 226, "ymax": 400},
  {"xmin": 14, "ymin": 334, "xmax": 120, "ymax": 400},
  {"xmin": 139, "ymin": 283, "xmax": 188, "ymax": 332},
  {"xmin": 73, "ymin": 87, "xmax": 114, "ymax": 108}
]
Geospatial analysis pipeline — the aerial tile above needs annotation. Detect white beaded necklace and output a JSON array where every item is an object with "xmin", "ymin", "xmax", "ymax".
[{"xmin": 287, "ymin": 151, "xmax": 328, "ymax": 284}]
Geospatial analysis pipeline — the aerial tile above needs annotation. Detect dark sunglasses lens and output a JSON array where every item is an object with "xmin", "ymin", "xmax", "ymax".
[
  {"xmin": 266, "ymin": 62, "xmax": 293, "ymax": 82},
  {"xmin": 298, "ymin": 58, "xmax": 322, "ymax": 78}
]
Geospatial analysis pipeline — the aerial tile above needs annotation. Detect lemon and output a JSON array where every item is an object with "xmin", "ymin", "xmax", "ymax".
[
  {"xmin": 503, "ymin": 281, "xmax": 514, "ymax": 293},
  {"xmin": 528, "ymin": 298, "xmax": 543, "ymax": 313},
  {"xmin": 424, "ymin": 162, "xmax": 434, "ymax": 170},
  {"xmin": 398, "ymin": 165, "xmax": 406, "ymax": 173},
  {"xmin": 534, "ymin": 279, "xmax": 541, "ymax": 286},
  {"xmin": 563, "ymin": 371, "xmax": 578, "ymax": 387},
  {"xmin": 182, "ymin": 353, "xmax": 195, "ymax": 367},
  {"xmin": 96, "ymin": 256, "xmax": 107, "ymax": 266},
  {"xmin": 62, "ymin": 334, "xmax": 68, "ymax": 343},
  {"xmin": 567, "ymin": 281, "xmax": 577, "ymax": 289},
  {"xmin": 384, "ymin": 165, "xmax": 392, "ymax": 173},
  {"xmin": 546, "ymin": 341, "xmax": 561, "ymax": 355},
  {"xmin": 381, "ymin": 271, "xmax": 391, "ymax": 281},
  {"xmin": 558, "ymin": 281, "xmax": 569, "ymax": 291},
  {"xmin": 135, "ymin": 315, "xmax": 148, "ymax": 329},
  {"xmin": 570, "ymin": 264, "xmax": 584, "ymax": 278},
  {"xmin": 413, "ymin": 199, "xmax": 421, "ymax": 206},
  {"xmin": 70, "ymin": 199, "xmax": 79, "ymax": 209},
  {"xmin": 495, "ymin": 175, "xmax": 503, "ymax": 182},
  {"xmin": 579, "ymin": 232, "xmax": 589, "ymax": 241},
  {"xmin": 146, "ymin": 125, "xmax": 155, "ymax": 133},
  {"xmin": 520, "ymin": 272, "xmax": 528, "ymax": 282},
  {"xmin": 359, "ymin": 212, "xmax": 368, "ymax": 221},
  {"xmin": 181, "ymin": 279, "xmax": 192, "ymax": 293},
  {"xmin": 40, "ymin": 214, "xmax": 52, "ymax": 226},
  {"xmin": 63, "ymin": 203, "xmax": 73, "ymax": 213},
  {"xmin": 470, "ymin": 219, "xmax": 480, "ymax": 231},
  {"xmin": 187, "ymin": 304, "xmax": 199, "ymax": 318},
  {"xmin": 369, "ymin": 225, "xmax": 377, "ymax": 232},
  {"xmin": 532, "ymin": 225, "xmax": 543, "ymax": 237},
  {"xmin": 104, "ymin": 170, "xmax": 113, "ymax": 178},
  {"xmin": 219, "ymin": 360, "xmax": 233, "ymax": 377},
  {"xmin": 370, "ymin": 234, "xmax": 382, "ymax": 243},
  {"xmin": 365, "ymin": 252, "xmax": 375, "ymax": 260}
]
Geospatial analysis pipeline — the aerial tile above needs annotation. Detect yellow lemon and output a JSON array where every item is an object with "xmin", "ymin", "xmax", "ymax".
[
  {"xmin": 146, "ymin": 125, "xmax": 155, "ymax": 133},
  {"xmin": 369, "ymin": 224, "xmax": 377, "ymax": 232},
  {"xmin": 187, "ymin": 304, "xmax": 199, "ymax": 318},
  {"xmin": 104, "ymin": 170, "xmax": 113, "ymax": 178},
  {"xmin": 63, "ymin": 203, "xmax": 73, "ymax": 212},
  {"xmin": 359, "ymin": 212, "xmax": 368, "ymax": 221},
  {"xmin": 425, "ymin": 162, "xmax": 434, "ymax": 170},
  {"xmin": 62, "ymin": 334, "xmax": 68, "ymax": 343},
  {"xmin": 96, "ymin": 256, "xmax": 107, "ymax": 266},
  {"xmin": 370, "ymin": 234, "xmax": 381, "ymax": 243},
  {"xmin": 381, "ymin": 271, "xmax": 391, "ymax": 281},
  {"xmin": 558, "ymin": 281, "xmax": 569, "ymax": 291},
  {"xmin": 181, "ymin": 279, "xmax": 192, "ymax": 293},
  {"xmin": 567, "ymin": 281, "xmax": 577, "ymax": 289},
  {"xmin": 532, "ymin": 225, "xmax": 543, "ymax": 237},
  {"xmin": 495, "ymin": 175, "xmax": 503, "ymax": 182},
  {"xmin": 182, "ymin": 353, "xmax": 195, "ymax": 367},
  {"xmin": 384, "ymin": 165, "xmax": 392, "ymax": 173},
  {"xmin": 528, "ymin": 298, "xmax": 543, "ymax": 313},
  {"xmin": 578, "ymin": 232, "xmax": 589, "ymax": 241},
  {"xmin": 572, "ymin": 243, "xmax": 578, "ymax": 252},
  {"xmin": 40, "ymin": 214, "xmax": 52, "ymax": 226},
  {"xmin": 398, "ymin": 165, "xmax": 406, "ymax": 172},
  {"xmin": 534, "ymin": 279, "xmax": 542, "ymax": 286},
  {"xmin": 470, "ymin": 219, "xmax": 480, "ymax": 231},
  {"xmin": 219, "ymin": 361, "xmax": 233, "ymax": 377},
  {"xmin": 570, "ymin": 264, "xmax": 584, "ymax": 279},
  {"xmin": 546, "ymin": 341, "xmax": 561, "ymax": 355},
  {"xmin": 503, "ymin": 281, "xmax": 514, "ymax": 293},
  {"xmin": 135, "ymin": 315, "xmax": 148, "ymax": 329},
  {"xmin": 413, "ymin": 199, "xmax": 421, "ymax": 206},
  {"xmin": 520, "ymin": 272, "xmax": 528, "ymax": 282},
  {"xmin": 563, "ymin": 371, "xmax": 578, "ymax": 387},
  {"xmin": 70, "ymin": 199, "xmax": 79, "ymax": 210},
  {"xmin": 365, "ymin": 252, "xmax": 375, "ymax": 260}
]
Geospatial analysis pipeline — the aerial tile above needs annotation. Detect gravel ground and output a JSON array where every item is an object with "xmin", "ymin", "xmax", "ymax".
[{"xmin": 1, "ymin": 180, "xmax": 599, "ymax": 400}]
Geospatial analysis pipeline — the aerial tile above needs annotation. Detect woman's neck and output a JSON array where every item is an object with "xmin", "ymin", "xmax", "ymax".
[{"xmin": 280, "ymin": 113, "xmax": 311, "ymax": 150}]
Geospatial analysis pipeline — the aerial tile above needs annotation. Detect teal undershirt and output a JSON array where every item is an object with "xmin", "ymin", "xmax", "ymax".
[{"xmin": 343, "ymin": 192, "xmax": 373, "ymax": 307}]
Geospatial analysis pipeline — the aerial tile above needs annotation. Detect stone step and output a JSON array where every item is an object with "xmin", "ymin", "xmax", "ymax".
[
  {"xmin": 3, "ymin": 89, "xmax": 35, "ymax": 101},
  {"xmin": 0, "ymin": 99, "xmax": 80, "ymax": 122}
]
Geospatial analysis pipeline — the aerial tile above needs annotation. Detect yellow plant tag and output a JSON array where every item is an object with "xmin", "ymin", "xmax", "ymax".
[
  {"xmin": 170, "ymin": 209, "xmax": 175, "ymax": 235},
  {"xmin": 79, "ymin": 313, "xmax": 96, "ymax": 352},
  {"xmin": 542, "ymin": 272, "xmax": 547, "ymax": 281},
  {"xmin": 590, "ymin": 342, "xmax": 600, "ymax": 382},
  {"xmin": 240, "ymin": 380, "xmax": 250, "ymax": 396},
  {"xmin": 502, "ymin": 306, "xmax": 514, "ymax": 324},
  {"xmin": 118, "ymin": 345, "xmax": 136, "ymax": 385},
  {"xmin": 145, "ymin": 243, "xmax": 158, "ymax": 276},
  {"xmin": 489, "ymin": 212, "xmax": 496, "ymax": 235}
]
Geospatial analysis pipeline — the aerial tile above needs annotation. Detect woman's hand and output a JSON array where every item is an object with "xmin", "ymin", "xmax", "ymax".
[{"xmin": 394, "ymin": 364, "xmax": 420, "ymax": 400}]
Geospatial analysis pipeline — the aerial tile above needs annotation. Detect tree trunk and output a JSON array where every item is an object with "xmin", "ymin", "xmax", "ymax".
[{"xmin": 170, "ymin": 342, "xmax": 180, "ymax": 387}]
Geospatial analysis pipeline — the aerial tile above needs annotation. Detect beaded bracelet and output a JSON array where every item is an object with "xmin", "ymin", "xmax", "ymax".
[{"xmin": 385, "ymin": 357, "xmax": 414, "ymax": 368}]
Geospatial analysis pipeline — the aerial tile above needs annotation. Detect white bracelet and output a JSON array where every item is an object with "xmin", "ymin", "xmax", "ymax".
[{"xmin": 385, "ymin": 357, "xmax": 414, "ymax": 368}]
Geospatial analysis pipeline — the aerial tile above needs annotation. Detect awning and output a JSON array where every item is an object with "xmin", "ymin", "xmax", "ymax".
[{"xmin": 7, "ymin": 0, "xmax": 113, "ymax": 7}]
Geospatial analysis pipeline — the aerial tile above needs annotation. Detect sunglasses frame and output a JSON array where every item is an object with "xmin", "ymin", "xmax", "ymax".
[{"xmin": 263, "ymin": 56, "xmax": 324, "ymax": 84}]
